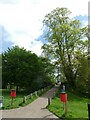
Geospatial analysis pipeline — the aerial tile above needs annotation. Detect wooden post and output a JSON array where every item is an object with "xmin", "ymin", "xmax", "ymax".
[
  {"xmin": 35, "ymin": 91, "xmax": 38, "ymax": 96},
  {"xmin": 64, "ymin": 102, "xmax": 67, "ymax": 114},
  {"xmin": 48, "ymin": 98, "xmax": 50, "ymax": 106},
  {"xmin": 0, "ymin": 96, "xmax": 4, "ymax": 108},
  {"xmin": 11, "ymin": 97, "xmax": 14, "ymax": 106},
  {"xmin": 23, "ymin": 96, "xmax": 26, "ymax": 103},
  {"xmin": 30, "ymin": 93, "xmax": 32, "ymax": 98}
]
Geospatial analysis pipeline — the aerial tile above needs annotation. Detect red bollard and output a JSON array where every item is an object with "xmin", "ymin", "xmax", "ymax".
[
  {"xmin": 60, "ymin": 93, "xmax": 67, "ymax": 102},
  {"xmin": 60, "ymin": 93, "xmax": 67, "ymax": 114},
  {"xmin": 10, "ymin": 90, "xmax": 16, "ymax": 98},
  {"xmin": 10, "ymin": 89, "xmax": 16, "ymax": 105}
]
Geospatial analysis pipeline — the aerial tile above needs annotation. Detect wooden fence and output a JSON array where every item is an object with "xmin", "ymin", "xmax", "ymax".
[{"xmin": 23, "ymin": 85, "xmax": 52, "ymax": 103}]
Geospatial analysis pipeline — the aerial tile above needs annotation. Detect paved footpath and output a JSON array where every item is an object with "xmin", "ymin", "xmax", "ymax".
[{"xmin": 1, "ymin": 86, "xmax": 60, "ymax": 119}]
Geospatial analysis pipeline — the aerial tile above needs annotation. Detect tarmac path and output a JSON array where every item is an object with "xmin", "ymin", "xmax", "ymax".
[{"xmin": 1, "ymin": 86, "xmax": 60, "ymax": 119}]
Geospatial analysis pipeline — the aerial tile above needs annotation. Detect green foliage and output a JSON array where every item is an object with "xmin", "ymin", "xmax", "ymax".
[
  {"xmin": 76, "ymin": 55, "xmax": 90, "ymax": 96},
  {"xmin": 2, "ymin": 89, "xmax": 38, "ymax": 109},
  {"xmin": 48, "ymin": 90, "xmax": 88, "ymax": 119},
  {"xmin": 2, "ymin": 86, "xmax": 51, "ymax": 109},
  {"xmin": 42, "ymin": 7, "xmax": 88, "ymax": 92},
  {"xmin": 2, "ymin": 46, "xmax": 53, "ymax": 92}
]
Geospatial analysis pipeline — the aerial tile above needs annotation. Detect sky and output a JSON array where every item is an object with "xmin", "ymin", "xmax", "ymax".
[{"xmin": 0, "ymin": 0, "xmax": 89, "ymax": 56}]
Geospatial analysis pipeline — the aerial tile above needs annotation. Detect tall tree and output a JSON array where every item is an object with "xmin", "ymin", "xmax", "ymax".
[{"xmin": 42, "ymin": 7, "xmax": 87, "ymax": 88}]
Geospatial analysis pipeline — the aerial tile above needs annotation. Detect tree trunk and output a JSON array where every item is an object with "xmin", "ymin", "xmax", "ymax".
[
  {"xmin": 64, "ymin": 67, "xmax": 76, "ymax": 89},
  {"xmin": 16, "ymin": 85, "xmax": 19, "ymax": 92}
]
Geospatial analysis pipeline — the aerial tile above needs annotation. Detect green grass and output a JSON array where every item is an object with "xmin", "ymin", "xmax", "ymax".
[
  {"xmin": 1, "ymin": 87, "xmax": 51, "ymax": 110},
  {"xmin": 48, "ymin": 89, "xmax": 89, "ymax": 119},
  {"xmin": 1, "ymin": 90, "xmax": 38, "ymax": 110}
]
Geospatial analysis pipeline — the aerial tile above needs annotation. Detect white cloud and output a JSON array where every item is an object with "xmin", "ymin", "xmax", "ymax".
[
  {"xmin": 12, "ymin": 32, "xmax": 43, "ymax": 56},
  {"xmin": 29, "ymin": 40, "xmax": 43, "ymax": 56},
  {"xmin": 0, "ymin": 0, "xmax": 89, "ymax": 55}
]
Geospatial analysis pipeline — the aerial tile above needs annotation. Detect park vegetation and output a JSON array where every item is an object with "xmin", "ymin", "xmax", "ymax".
[
  {"xmin": 48, "ymin": 88, "xmax": 88, "ymax": 118},
  {"xmin": 1, "ymin": 7, "xmax": 90, "ymax": 99},
  {"xmin": 2, "ymin": 46, "xmax": 55, "ymax": 93},
  {"xmin": 42, "ymin": 7, "xmax": 90, "ymax": 96}
]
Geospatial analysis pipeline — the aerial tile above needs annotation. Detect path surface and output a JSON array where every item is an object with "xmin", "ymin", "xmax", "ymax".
[{"xmin": 1, "ymin": 86, "xmax": 59, "ymax": 119}]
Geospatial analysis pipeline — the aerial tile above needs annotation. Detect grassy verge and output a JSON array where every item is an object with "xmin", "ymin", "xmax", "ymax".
[
  {"xmin": 48, "ymin": 88, "xmax": 89, "ymax": 119},
  {"xmin": 1, "ymin": 90, "xmax": 38, "ymax": 110},
  {"xmin": 1, "ymin": 86, "xmax": 51, "ymax": 110}
]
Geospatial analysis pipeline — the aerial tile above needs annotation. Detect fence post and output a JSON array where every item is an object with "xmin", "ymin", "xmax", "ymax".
[
  {"xmin": 41, "ymin": 89, "xmax": 43, "ymax": 92},
  {"xmin": 30, "ymin": 93, "xmax": 32, "ymax": 98},
  {"xmin": 35, "ymin": 91, "xmax": 38, "ymax": 96},
  {"xmin": 23, "ymin": 96, "xmax": 26, "ymax": 103},
  {"xmin": 0, "ymin": 96, "xmax": 4, "ymax": 108},
  {"xmin": 48, "ymin": 98, "xmax": 51, "ymax": 106},
  {"xmin": 64, "ymin": 102, "xmax": 68, "ymax": 114},
  {"xmin": 11, "ymin": 97, "xmax": 14, "ymax": 106}
]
